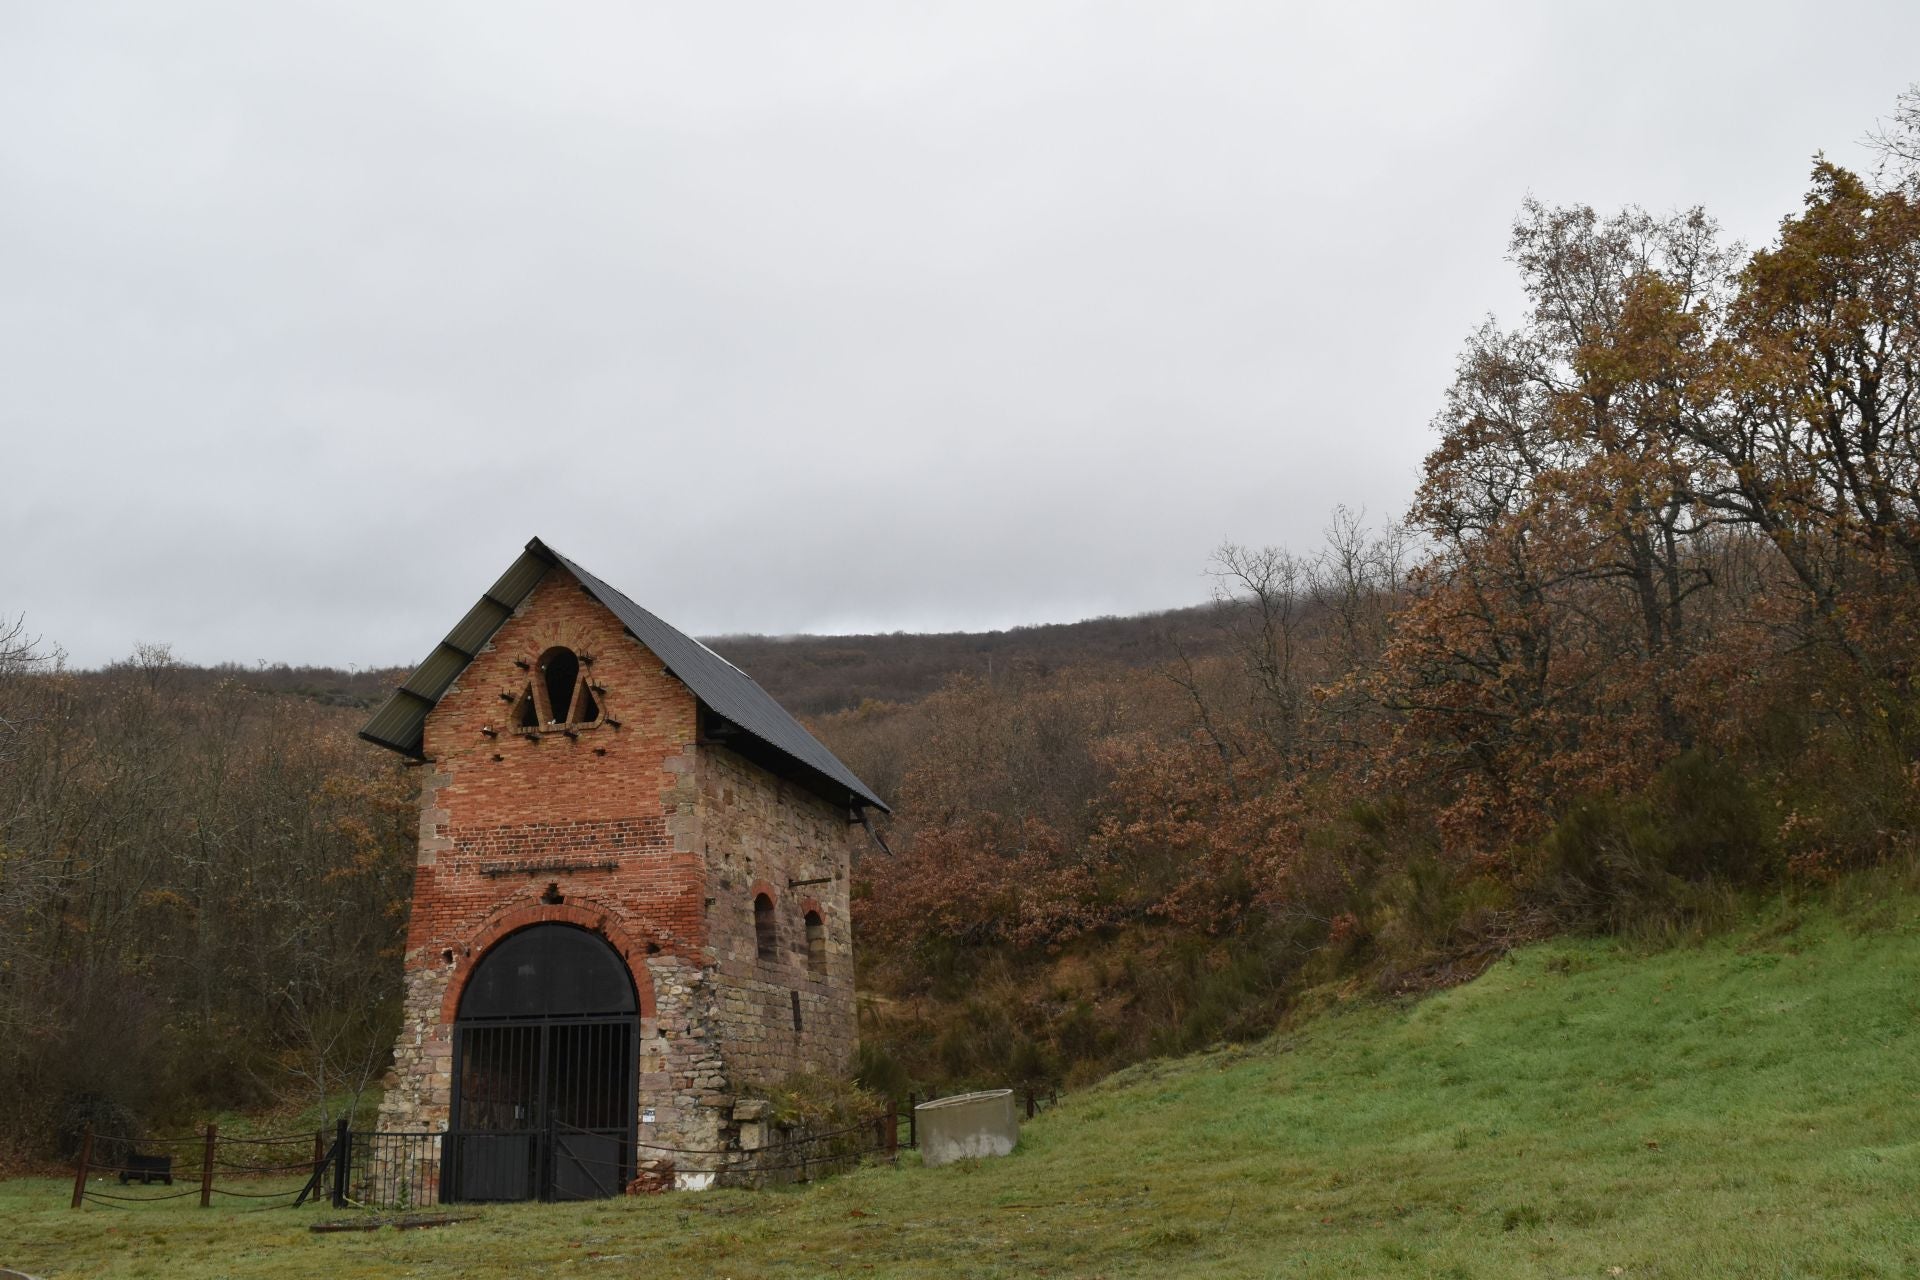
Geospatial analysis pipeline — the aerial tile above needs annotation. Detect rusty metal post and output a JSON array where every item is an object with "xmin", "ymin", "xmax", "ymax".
[
  {"xmin": 69, "ymin": 1124, "xmax": 93, "ymax": 1209},
  {"xmin": 883, "ymin": 1109, "xmax": 898, "ymax": 1158},
  {"xmin": 200, "ymin": 1123, "xmax": 217, "ymax": 1208}
]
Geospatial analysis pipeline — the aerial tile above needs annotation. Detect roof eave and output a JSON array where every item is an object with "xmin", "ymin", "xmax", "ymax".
[{"xmin": 357, "ymin": 728, "xmax": 425, "ymax": 760}]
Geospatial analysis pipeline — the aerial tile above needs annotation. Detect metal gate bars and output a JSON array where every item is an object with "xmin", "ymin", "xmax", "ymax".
[{"xmin": 448, "ymin": 1018, "xmax": 636, "ymax": 1201}]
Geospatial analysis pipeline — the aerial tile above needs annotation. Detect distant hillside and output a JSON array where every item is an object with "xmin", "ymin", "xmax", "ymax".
[
  {"xmin": 706, "ymin": 602, "xmax": 1224, "ymax": 716},
  {"xmin": 105, "ymin": 603, "xmax": 1223, "ymax": 723},
  {"xmin": 68, "ymin": 658, "xmax": 409, "ymax": 710}
]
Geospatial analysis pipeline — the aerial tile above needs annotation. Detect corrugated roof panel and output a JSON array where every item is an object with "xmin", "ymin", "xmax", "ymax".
[
  {"xmin": 445, "ymin": 597, "xmax": 513, "ymax": 660},
  {"xmin": 486, "ymin": 551, "xmax": 554, "ymax": 609},
  {"xmin": 360, "ymin": 692, "xmax": 428, "ymax": 756},
  {"xmin": 359, "ymin": 539, "xmax": 888, "ymax": 812}
]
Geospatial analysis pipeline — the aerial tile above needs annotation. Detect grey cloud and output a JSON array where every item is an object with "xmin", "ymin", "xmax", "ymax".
[{"xmin": 2, "ymin": 1, "xmax": 1913, "ymax": 666}]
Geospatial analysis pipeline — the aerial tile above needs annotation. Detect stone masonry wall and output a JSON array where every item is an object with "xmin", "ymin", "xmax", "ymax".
[{"xmin": 698, "ymin": 744, "xmax": 858, "ymax": 1088}]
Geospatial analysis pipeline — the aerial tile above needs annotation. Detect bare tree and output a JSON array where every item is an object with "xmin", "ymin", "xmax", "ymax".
[
  {"xmin": 1159, "ymin": 629, "xmax": 1239, "ymax": 798},
  {"xmin": 0, "ymin": 614, "xmax": 49, "ymax": 766},
  {"xmin": 1310, "ymin": 505, "xmax": 1411, "ymax": 675},
  {"xmin": 1867, "ymin": 83, "xmax": 1920, "ymax": 189},
  {"xmin": 1209, "ymin": 541, "xmax": 1313, "ymax": 753},
  {"xmin": 0, "ymin": 635, "xmax": 415, "ymax": 1156}
]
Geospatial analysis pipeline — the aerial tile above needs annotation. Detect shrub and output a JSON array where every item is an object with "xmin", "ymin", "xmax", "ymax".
[
  {"xmin": 1540, "ymin": 751, "xmax": 1774, "ymax": 934},
  {"xmin": 759, "ymin": 1072, "xmax": 884, "ymax": 1132},
  {"xmin": 853, "ymin": 1039, "xmax": 911, "ymax": 1101}
]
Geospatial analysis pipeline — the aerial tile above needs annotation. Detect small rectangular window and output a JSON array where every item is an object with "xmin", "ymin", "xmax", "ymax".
[{"xmin": 790, "ymin": 990, "xmax": 803, "ymax": 1032}]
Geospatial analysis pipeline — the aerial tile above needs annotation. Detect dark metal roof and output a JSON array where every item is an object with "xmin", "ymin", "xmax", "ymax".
[{"xmin": 359, "ymin": 538, "xmax": 888, "ymax": 813}]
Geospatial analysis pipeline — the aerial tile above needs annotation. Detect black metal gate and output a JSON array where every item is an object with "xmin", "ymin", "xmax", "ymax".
[{"xmin": 447, "ymin": 925, "xmax": 639, "ymax": 1202}]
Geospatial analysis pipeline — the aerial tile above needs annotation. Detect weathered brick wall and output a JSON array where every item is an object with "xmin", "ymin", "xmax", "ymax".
[
  {"xmin": 699, "ymin": 745, "xmax": 857, "ymax": 1086},
  {"xmin": 377, "ymin": 564, "xmax": 860, "ymax": 1176}
]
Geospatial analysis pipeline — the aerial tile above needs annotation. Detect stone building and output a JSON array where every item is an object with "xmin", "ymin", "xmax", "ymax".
[{"xmin": 359, "ymin": 538, "xmax": 886, "ymax": 1200}]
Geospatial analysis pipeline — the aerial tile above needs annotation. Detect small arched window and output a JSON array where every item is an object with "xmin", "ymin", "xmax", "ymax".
[
  {"xmin": 518, "ymin": 646, "xmax": 600, "ymax": 727},
  {"xmin": 541, "ymin": 647, "xmax": 579, "ymax": 722},
  {"xmin": 804, "ymin": 911, "xmax": 826, "ymax": 973},
  {"xmin": 754, "ymin": 893, "xmax": 777, "ymax": 962}
]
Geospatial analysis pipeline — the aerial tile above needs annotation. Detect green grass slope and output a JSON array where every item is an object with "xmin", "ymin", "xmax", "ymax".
[{"xmin": 6, "ymin": 898, "xmax": 1919, "ymax": 1278}]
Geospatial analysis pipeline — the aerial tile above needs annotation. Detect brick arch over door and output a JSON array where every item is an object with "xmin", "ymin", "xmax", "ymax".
[{"xmin": 441, "ymin": 900, "xmax": 661, "ymax": 1026}]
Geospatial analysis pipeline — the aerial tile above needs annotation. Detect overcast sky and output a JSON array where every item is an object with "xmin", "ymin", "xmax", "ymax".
[{"xmin": 2, "ymin": 3, "xmax": 1914, "ymax": 669}]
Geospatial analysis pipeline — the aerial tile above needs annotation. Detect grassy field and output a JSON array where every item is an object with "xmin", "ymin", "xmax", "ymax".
[{"xmin": 5, "ymin": 895, "xmax": 1919, "ymax": 1279}]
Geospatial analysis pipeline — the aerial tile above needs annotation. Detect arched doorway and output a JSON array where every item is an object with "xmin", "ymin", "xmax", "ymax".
[{"xmin": 447, "ymin": 924, "xmax": 638, "ymax": 1201}]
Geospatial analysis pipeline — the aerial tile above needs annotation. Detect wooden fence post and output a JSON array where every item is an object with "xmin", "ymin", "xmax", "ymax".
[
  {"xmin": 312, "ymin": 1128, "xmax": 326, "ymax": 1186},
  {"xmin": 200, "ymin": 1123, "xmax": 217, "ymax": 1208},
  {"xmin": 883, "ymin": 1110, "xmax": 898, "ymax": 1158},
  {"xmin": 906, "ymin": 1093, "xmax": 917, "ymax": 1150},
  {"xmin": 1025, "ymin": 1089, "xmax": 1036, "ymax": 1120},
  {"xmin": 69, "ymin": 1124, "xmax": 93, "ymax": 1209},
  {"xmin": 331, "ymin": 1117, "xmax": 350, "ymax": 1209}
]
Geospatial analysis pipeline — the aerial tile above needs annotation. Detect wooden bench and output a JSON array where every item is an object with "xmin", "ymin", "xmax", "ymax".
[{"xmin": 118, "ymin": 1153, "xmax": 174, "ymax": 1186}]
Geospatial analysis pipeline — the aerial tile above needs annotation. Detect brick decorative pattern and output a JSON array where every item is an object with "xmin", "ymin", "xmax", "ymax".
[{"xmin": 375, "ymin": 566, "xmax": 859, "ymax": 1174}]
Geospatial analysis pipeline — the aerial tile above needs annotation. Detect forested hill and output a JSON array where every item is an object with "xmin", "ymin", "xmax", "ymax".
[
  {"xmin": 707, "ymin": 602, "xmax": 1221, "ymax": 716},
  {"xmin": 191, "ymin": 601, "xmax": 1222, "ymax": 721}
]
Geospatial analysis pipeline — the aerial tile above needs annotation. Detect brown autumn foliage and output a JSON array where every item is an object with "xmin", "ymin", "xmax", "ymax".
[{"xmin": 841, "ymin": 141, "xmax": 1920, "ymax": 1092}]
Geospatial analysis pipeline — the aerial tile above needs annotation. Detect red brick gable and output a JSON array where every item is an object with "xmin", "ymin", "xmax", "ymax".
[{"xmin": 405, "ymin": 566, "xmax": 707, "ymax": 968}]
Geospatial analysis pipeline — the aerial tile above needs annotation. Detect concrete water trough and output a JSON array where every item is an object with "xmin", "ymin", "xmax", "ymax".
[{"xmin": 915, "ymin": 1089, "xmax": 1020, "ymax": 1167}]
